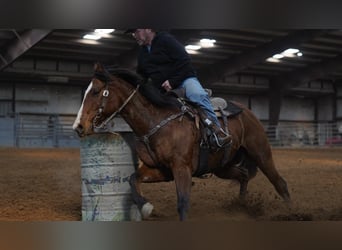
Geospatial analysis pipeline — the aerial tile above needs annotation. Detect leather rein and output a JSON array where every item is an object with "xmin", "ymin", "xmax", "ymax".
[{"xmin": 92, "ymin": 80, "xmax": 189, "ymax": 166}]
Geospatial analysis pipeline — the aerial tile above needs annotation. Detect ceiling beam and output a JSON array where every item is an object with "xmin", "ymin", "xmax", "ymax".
[
  {"xmin": 272, "ymin": 53, "xmax": 342, "ymax": 91},
  {"xmin": 0, "ymin": 68, "xmax": 90, "ymax": 85},
  {"xmin": 0, "ymin": 29, "xmax": 52, "ymax": 71},
  {"xmin": 197, "ymin": 29, "xmax": 331, "ymax": 85}
]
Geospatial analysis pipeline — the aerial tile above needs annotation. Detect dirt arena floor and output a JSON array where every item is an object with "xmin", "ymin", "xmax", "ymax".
[{"xmin": 0, "ymin": 147, "xmax": 341, "ymax": 221}]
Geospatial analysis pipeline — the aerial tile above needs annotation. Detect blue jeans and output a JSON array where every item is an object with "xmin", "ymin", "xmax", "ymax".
[{"xmin": 179, "ymin": 77, "xmax": 220, "ymax": 127}]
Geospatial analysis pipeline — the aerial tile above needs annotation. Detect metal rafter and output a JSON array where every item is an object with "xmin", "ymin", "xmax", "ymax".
[
  {"xmin": 272, "ymin": 53, "xmax": 342, "ymax": 91},
  {"xmin": 197, "ymin": 29, "xmax": 330, "ymax": 85},
  {"xmin": 0, "ymin": 29, "xmax": 52, "ymax": 71},
  {"xmin": 268, "ymin": 46, "xmax": 342, "ymax": 127}
]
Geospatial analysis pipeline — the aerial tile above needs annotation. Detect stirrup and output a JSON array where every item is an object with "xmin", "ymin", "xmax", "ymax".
[{"xmin": 212, "ymin": 132, "xmax": 232, "ymax": 148}]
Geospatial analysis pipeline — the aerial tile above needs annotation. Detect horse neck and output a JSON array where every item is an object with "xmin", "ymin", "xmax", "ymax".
[{"xmin": 111, "ymin": 83, "xmax": 175, "ymax": 136}]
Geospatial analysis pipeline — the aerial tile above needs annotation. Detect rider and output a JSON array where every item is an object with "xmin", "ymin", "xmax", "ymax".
[{"xmin": 126, "ymin": 29, "xmax": 231, "ymax": 147}]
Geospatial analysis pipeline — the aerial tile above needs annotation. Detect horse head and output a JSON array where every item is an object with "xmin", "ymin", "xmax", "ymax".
[{"xmin": 73, "ymin": 62, "xmax": 115, "ymax": 137}]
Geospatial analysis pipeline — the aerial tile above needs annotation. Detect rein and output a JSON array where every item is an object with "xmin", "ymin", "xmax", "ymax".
[
  {"xmin": 91, "ymin": 77, "xmax": 191, "ymax": 167},
  {"xmin": 137, "ymin": 110, "xmax": 188, "ymax": 166},
  {"xmin": 93, "ymin": 84, "xmax": 140, "ymax": 130}
]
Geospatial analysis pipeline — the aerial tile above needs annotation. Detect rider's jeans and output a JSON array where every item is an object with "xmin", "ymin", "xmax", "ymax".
[{"xmin": 180, "ymin": 77, "xmax": 220, "ymax": 127}]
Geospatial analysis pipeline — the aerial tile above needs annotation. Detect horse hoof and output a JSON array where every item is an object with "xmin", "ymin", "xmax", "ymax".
[{"xmin": 141, "ymin": 202, "xmax": 154, "ymax": 219}]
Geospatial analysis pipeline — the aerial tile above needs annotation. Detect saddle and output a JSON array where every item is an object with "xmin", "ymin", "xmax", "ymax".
[
  {"xmin": 169, "ymin": 88, "xmax": 242, "ymax": 118},
  {"xmin": 168, "ymin": 88, "xmax": 243, "ymax": 177}
]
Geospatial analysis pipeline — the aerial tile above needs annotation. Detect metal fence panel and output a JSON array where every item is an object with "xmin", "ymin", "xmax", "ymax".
[
  {"xmin": 266, "ymin": 122, "xmax": 342, "ymax": 147},
  {"xmin": 14, "ymin": 113, "xmax": 79, "ymax": 148},
  {"xmin": 0, "ymin": 113, "xmax": 341, "ymax": 148}
]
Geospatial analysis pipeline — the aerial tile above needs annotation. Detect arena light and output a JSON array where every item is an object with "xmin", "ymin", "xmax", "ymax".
[
  {"xmin": 185, "ymin": 44, "xmax": 201, "ymax": 54},
  {"xmin": 266, "ymin": 57, "xmax": 281, "ymax": 63},
  {"xmin": 77, "ymin": 39, "xmax": 101, "ymax": 45},
  {"xmin": 82, "ymin": 29, "xmax": 115, "ymax": 41},
  {"xmin": 83, "ymin": 34, "xmax": 101, "ymax": 40},
  {"xmin": 282, "ymin": 48, "xmax": 299, "ymax": 57},
  {"xmin": 273, "ymin": 54, "xmax": 284, "ymax": 59},
  {"xmin": 200, "ymin": 38, "xmax": 216, "ymax": 48},
  {"xmin": 94, "ymin": 29, "xmax": 115, "ymax": 34},
  {"xmin": 185, "ymin": 45, "xmax": 201, "ymax": 50},
  {"xmin": 266, "ymin": 48, "xmax": 303, "ymax": 63}
]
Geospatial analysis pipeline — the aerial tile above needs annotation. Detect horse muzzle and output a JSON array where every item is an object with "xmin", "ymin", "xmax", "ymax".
[{"xmin": 74, "ymin": 124, "xmax": 86, "ymax": 137}]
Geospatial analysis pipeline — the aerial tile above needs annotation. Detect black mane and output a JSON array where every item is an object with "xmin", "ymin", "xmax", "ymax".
[
  {"xmin": 106, "ymin": 67, "xmax": 144, "ymax": 87},
  {"xmin": 101, "ymin": 67, "xmax": 181, "ymax": 109}
]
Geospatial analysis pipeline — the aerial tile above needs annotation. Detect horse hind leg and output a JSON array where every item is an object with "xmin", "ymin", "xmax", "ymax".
[
  {"xmin": 272, "ymin": 174, "xmax": 291, "ymax": 203},
  {"xmin": 236, "ymin": 167, "xmax": 249, "ymax": 201},
  {"xmin": 215, "ymin": 163, "xmax": 251, "ymax": 201},
  {"xmin": 253, "ymin": 152, "xmax": 291, "ymax": 203},
  {"xmin": 234, "ymin": 162, "xmax": 257, "ymax": 200},
  {"xmin": 238, "ymin": 152, "xmax": 258, "ymax": 200},
  {"xmin": 216, "ymin": 148, "xmax": 257, "ymax": 200}
]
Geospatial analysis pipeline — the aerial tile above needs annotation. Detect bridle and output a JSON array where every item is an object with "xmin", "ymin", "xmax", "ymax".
[
  {"xmin": 92, "ymin": 81, "xmax": 140, "ymax": 130},
  {"xmin": 90, "ymin": 74, "xmax": 192, "ymax": 166}
]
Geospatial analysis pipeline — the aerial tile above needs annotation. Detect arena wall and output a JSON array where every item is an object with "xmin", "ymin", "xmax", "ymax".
[{"xmin": 0, "ymin": 71, "xmax": 341, "ymax": 147}]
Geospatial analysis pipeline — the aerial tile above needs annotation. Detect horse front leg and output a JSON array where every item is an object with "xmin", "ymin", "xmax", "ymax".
[
  {"xmin": 172, "ymin": 164, "xmax": 193, "ymax": 221},
  {"xmin": 129, "ymin": 172, "xmax": 153, "ymax": 219},
  {"xmin": 129, "ymin": 161, "xmax": 172, "ymax": 219}
]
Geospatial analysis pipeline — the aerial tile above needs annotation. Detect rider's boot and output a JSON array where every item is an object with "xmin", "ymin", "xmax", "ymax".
[{"xmin": 204, "ymin": 118, "xmax": 232, "ymax": 147}]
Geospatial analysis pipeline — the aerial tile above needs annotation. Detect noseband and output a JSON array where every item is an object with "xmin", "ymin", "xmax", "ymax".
[{"xmin": 93, "ymin": 82, "xmax": 140, "ymax": 130}]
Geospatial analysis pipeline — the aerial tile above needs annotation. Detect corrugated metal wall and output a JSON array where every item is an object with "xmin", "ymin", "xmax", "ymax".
[{"xmin": 0, "ymin": 72, "xmax": 340, "ymax": 148}]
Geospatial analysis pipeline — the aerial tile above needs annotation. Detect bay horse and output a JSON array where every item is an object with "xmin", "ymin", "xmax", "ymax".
[{"xmin": 73, "ymin": 63, "xmax": 290, "ymax": 221}]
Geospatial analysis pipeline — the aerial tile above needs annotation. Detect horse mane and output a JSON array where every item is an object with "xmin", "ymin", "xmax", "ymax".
[
  {"xmin": 103, "ymin": 67, "xmax": 181, "ymax": 109},
  {"xmin": 106, "ymin": 67, "xmax": 144, "ymax": 87}
]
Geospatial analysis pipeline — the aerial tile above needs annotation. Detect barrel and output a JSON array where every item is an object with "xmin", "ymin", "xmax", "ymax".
[{"xmin": 80, "ymin": 132, "xmax": 141, "ymax": 221}]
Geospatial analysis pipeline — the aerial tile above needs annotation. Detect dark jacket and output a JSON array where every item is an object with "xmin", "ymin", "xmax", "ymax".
[{"xmin": 136, "ymin": 31, "xmax": 197, "ymax": 89}]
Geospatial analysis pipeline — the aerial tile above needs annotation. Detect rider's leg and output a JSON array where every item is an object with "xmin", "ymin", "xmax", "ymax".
[{"xmin": 180, "ymin": 77, "xmax": 232, "ymax": 147}]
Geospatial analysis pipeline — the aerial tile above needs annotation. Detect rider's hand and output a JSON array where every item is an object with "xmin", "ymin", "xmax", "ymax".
[{"xmin": 161, "ymin": 80, "xmax": 172, "ymax": 92}]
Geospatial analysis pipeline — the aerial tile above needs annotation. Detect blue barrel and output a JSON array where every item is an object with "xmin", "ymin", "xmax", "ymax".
[{"xmin": 80, "ymin": 133, "xmax": 141, "ymax": 221}]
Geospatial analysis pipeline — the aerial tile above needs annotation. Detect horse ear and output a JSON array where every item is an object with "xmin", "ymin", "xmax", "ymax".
[{"xmin": 94, "ymin": 62, "xmax": 104, "ymax": 72}]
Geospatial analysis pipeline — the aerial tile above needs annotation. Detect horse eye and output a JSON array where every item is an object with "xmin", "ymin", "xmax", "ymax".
[{"xmin": 92, "ymin": 88, "xmax": 101, "ymax": 95}]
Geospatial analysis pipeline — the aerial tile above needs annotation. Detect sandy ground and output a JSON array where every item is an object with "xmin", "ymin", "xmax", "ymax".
[{"xmin": 0, "ymin": 147, "xmax": 341, "ymax": 221}]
